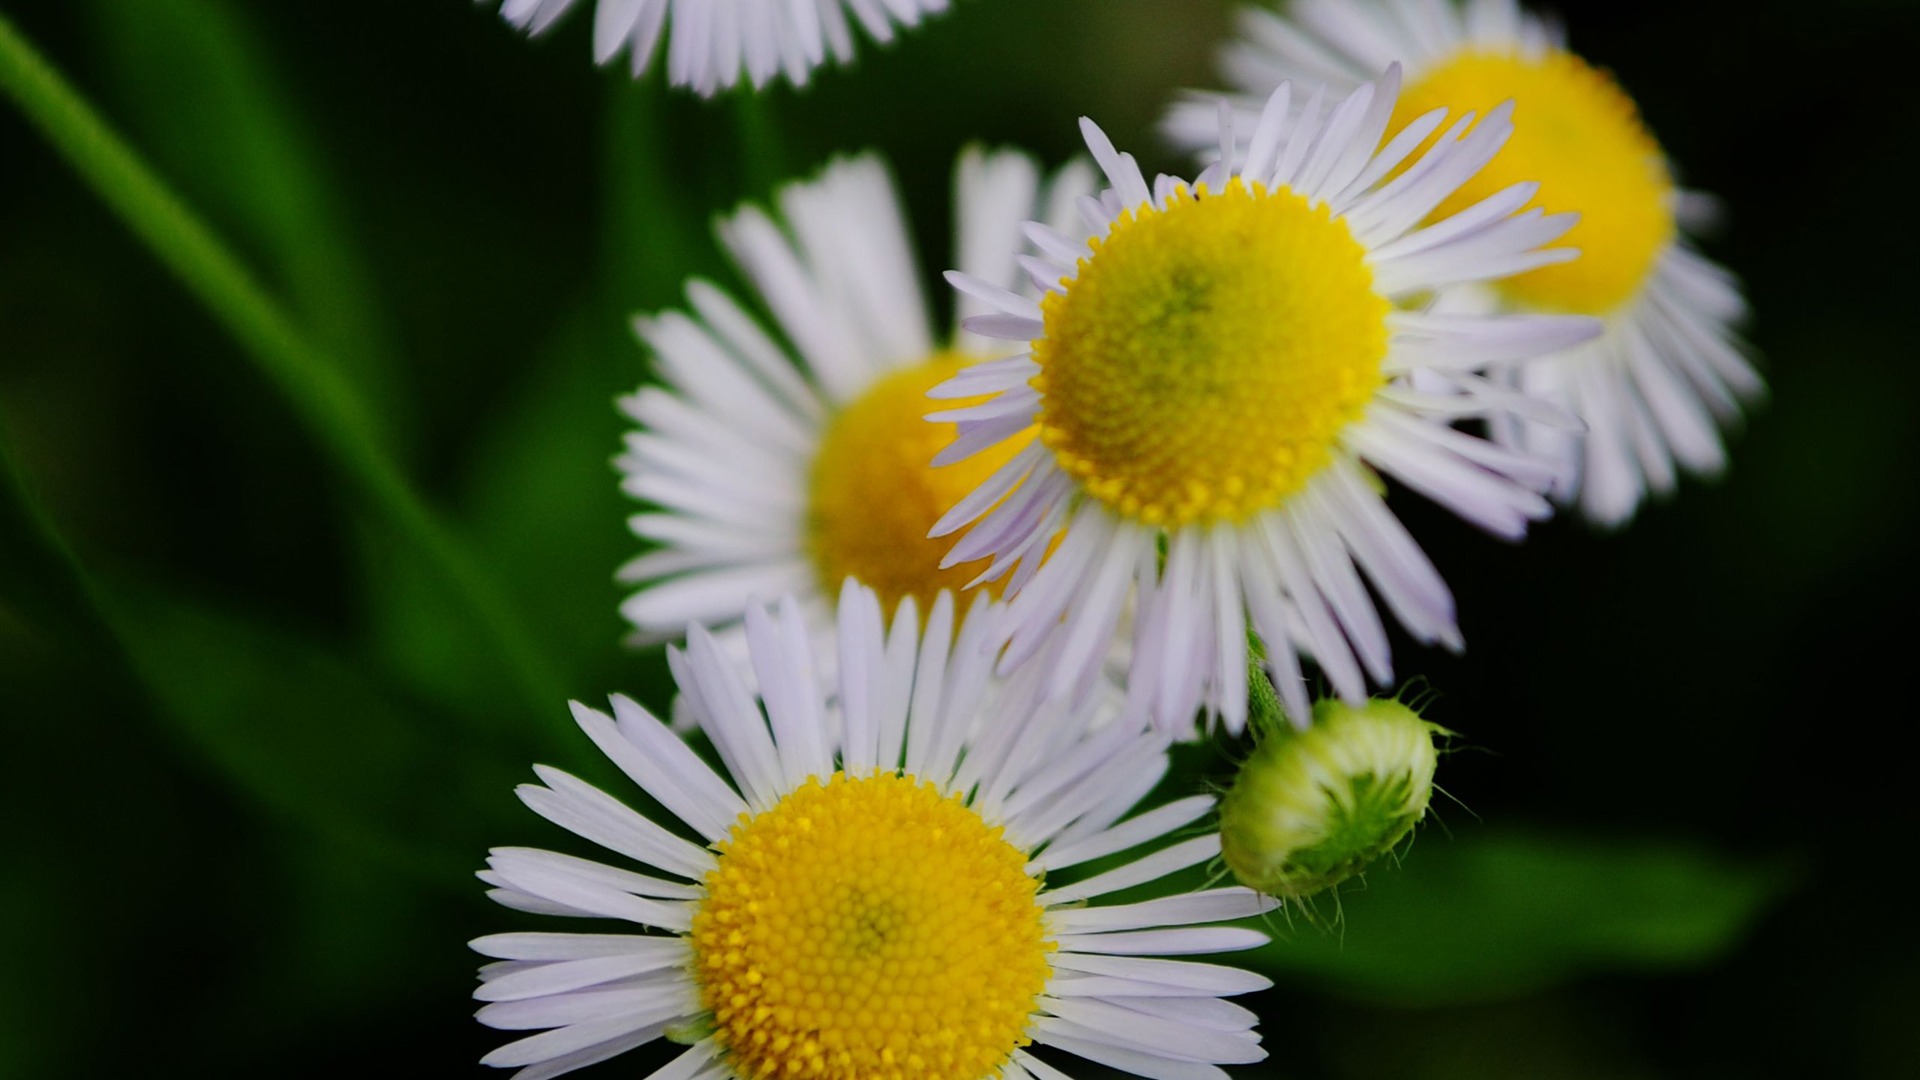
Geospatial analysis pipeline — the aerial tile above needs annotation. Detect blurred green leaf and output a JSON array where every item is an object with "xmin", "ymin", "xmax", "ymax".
[
  {"xmin": 104, "ymin": 587, "xmax": 533, "ymax": 886},
  {"xmin": 2, "ymin": 9, "xmax": 568, "ymax": 717},
  {"xmin": 1254, "ymin": 827, "xmax": 1797, "ymax": 1005},
  {"xmin": 370, "ymin": 79, "xmax": 704, "ymax": 719},
  {"xmin": 1314, "ymin": 994, "xmax": 1661, "ymax": 1080},
  {"xmin": 88, "ymin": 0, "xmax": 406, "ymax": 445},
  {"xmin": 0, "ymin": 866, "xmax": 68, "ymax": 1077}
]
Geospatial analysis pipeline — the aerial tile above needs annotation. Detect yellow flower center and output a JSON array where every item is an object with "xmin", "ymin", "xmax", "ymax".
[
  {"xmin": 1035, "ymin": 178, "xmax": 1389, "ymax": 527},
  {"xmin": 1395, "ymin": 48, "xmax": 1675, "ymax": 314},
  {"xmin": 690, "ymin": 772, "xmax": 1052, "ymax": 1080},
  {"xmin": 807, "ymin": 353, "xmax": 1032, "ymax": 613}
]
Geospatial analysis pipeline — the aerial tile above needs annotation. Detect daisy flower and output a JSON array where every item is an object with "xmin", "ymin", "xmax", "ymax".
[
  {"xmin": 485, "ymin": 0, "xmax": 953, "ymax": 95},
  {"xmin": 934, "ymin": 69, "xmax": 1602, "ymax": 735},
  {"xmin": 1169, "ymin": 0, "xmax": 1763, "ymax": 526},
  {"xmin": 615, "ymin": 149, "xmax": 1093, "ymax": 658},
  {"xmin": 472, "ymin": 581, "xmax": 1275, "ymax": 1079}
]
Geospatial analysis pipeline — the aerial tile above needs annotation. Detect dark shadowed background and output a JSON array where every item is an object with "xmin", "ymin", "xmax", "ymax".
[{"xmin": 2, "ymin": 0, "xmax": 1916, "ymax": 1075}]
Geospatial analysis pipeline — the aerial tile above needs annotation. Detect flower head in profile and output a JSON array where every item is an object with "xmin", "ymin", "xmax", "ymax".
[
  {"xmin": 616, "ymin": 150, "xmax": 1093, "ymax": 667},
  {"xmin": 936, "ymin": 69, "xmax": 1601, "ymax": 735},
  {"xmin": 1169, "ymin": 0, "xmax": 1763, "ymax": 525},
  {"xmin": 473, "ymin": 582, "xmax": 1274, "ymax": 1079},
  {"xmin": 487, "ymin": 0, "xmax": 954, "ymax": 96}
]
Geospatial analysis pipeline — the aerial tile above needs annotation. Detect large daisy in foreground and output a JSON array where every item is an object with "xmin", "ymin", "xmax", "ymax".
[
  {"xmin": 487, "ymin": 0, "xmax": 953, "ymax": 95},
  {"xmin": 1170, "ymin": 0, "xmax": 1763, "ymax": 525},
  {"xmin": 616, "ymin": 149, "xmax": 1092, "ymax": 657},
  {"xmin": 474, "ymin": 582, "xmax": 1274, "ymax": 1079},
  {"xmin": 935, "ymin": 69, "xmax": 1601, "ymax": 735}
]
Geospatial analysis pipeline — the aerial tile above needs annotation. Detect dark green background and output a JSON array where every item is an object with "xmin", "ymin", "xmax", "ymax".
[{"xmin": 2, "ymin": 0, "xmax": 1914, "ymax": 1075}]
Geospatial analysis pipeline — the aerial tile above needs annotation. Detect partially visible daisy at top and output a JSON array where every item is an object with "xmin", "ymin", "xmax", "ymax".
[
  {"xmin": 616, "ymin": 149, "xmax": 1094, "ymax": 660},
  {"xmin": 936, "ymin": 68, "xmax": 1602, "ymax": 735},
  {"xmin": 1168, "ymin": 0, "xmax": 1763, "ymax": 526},
  {"xmin": 473, "ymin": 582, "xmax": 1275, "ymax": 1079},
  {"xmin": 486, "ymin": 0, "xmax": 953, "ymax": 95}
]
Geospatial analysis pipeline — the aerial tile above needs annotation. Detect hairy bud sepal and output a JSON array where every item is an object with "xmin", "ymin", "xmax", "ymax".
[{"xmin": 1219, "ymin": 697, "xmax": 1442, "ymax": 900}]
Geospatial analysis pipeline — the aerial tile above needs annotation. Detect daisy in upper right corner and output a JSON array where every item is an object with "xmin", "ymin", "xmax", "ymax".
[
  {"xmin": 936, "ymin": 68, "xmax": 1603, "ymax": 736},
  {"xmin": 1170, "ymin": 0, "xmax": 1765, "ymax": 526}
]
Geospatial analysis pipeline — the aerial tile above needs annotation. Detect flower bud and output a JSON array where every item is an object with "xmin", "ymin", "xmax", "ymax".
[{"xmin": 1218, "ymin": 696, "xmax": 1442, "ymax": 900}]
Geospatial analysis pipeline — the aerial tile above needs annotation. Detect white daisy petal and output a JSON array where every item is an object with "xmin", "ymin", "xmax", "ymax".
[
  {"xmin": 606, "ymin": 696, "xmax": 750, "ymax": 833},
  {"xmin": 481, "ymin": 1017, "xmax": 670, "ymax": 1070},
  {"xmin": 1038, "ymin": 1000, "xmax": 1264, "ymax": 1063},
  {"xmin": 475, "ymin": 953, "xmax": 691, "ymax": 1003},
  {"xmin": 1005, "ymin": 735, "xmax": 1168, "ymax": 851},
  {"xmin": 1050, "ymin": 953, "xmax": 1274, "ymax": 996},
  {"xmin": 1051, "ymin": 889, "xmax": 1278, "ymax": 933},
  {"xmin": 483, "ymin": 883, "xmax": 599, "ymax": 920},
  {"xmin": 1043, "ymin": 835, "xmax": 1221, "ymax": 906},
  {"xmin": 487, "ymin": 0, "xmax": 948, "ymax": 94},
  {"xmin": 572, "ymin": 701, "xmax": 741, "ymax": 842},
  {"xmin": 499, "ymin": 1022, "xmax": 670, "ymax": 1080},
  {"xmin": 901, "ymin": 589, "xmax": 956, "ymax": 779},
  {"xmin": 484, "ymin": 849, "xmax": 694, "ymax": 931},
  {"xmin": 1103, "ymin": 994, "xmax": 1260, "ymax": 1033},
  {"xmin": 471, "ymin": 933, "xmax": 689, "ymax": 963},
  {"xmin": 642, "ymin": 1039, "xmax": 718, "ymax": 1080},
  {"xmin": 1030, "ymin": 1023, "xmax": 1236, "ymax": 1080},
  {"xmin": 683, "ymin": 626, "xmax": 786, "ymax": 808},
  {"xmin": 1035, "ymin": 795, "xmax": 1216, "ymax": 871},
  {"xmin": 514, "ymin": 771, "xmax": 715, "ymax": 881},
  {"xmin": 744, "ymin": 600, "xmax": 832, "ymax": 786},
  {"xmin": 1049, "ymin": 747, "xmax": 1171, "ymax": 850},
  {"xmin": 1046, "ymin": 973, "xmax": 1259, "ymax": 1001},
  {"xmin": 1053, "ymin": 928, "xmax": 1271, "ymax": 957},
  {"xmin": 920, "ymin": 590, "xmax": 1002, "ymax": 781},
  {"xmin": 834, "ymin": 576, "xmax": 884, "ymax": 774},
  {"xmin": 1012, "ymin": 1050, "xmax": 1082, "ymax": 1080}
]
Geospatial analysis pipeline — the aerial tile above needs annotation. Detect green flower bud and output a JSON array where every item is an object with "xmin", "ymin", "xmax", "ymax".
[{"xmin": 1218, "ymin": 696, "xmax": 1443, "ymax": 900}]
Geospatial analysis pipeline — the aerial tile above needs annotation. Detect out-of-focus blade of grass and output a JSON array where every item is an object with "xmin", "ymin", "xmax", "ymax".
[
  {"xmin": 0, "ymin": 860, "xmax": 64, "ymax": 1077},
  {"xmin": 1253, "ymin": 828, "xmax": 1797, "ymax": 1005},
  {"xmin": 0, "ymin": 416, "xmax": 530, "ymax": 887},
  {"xmin": 2, "ymin": 434, "xmax": 527, "ymax": 1071},
  {"xmin": 731, "ymin": 89, "xmax": 787, "ymax": 201},
  {"xmin": 373, "ymin": 78, "xmax": 710, "ymax": 715},
  {"xmin": 107, "ymin": 588, "xmax": 539, "ymax": 884},
  {"xmin": 0, "ymin": 453, "xmax": 89, "ymax": 1080},
  {"xmin": 77, "ymin": 0, "xmax": 540, "ymax": 736},
  {"xmin": 0, "ymin": 13, "xmax": 565, "ymax": 717},
  {"xmin": 600, "ymin": 81, "xmax": 711, "ymax": 303},
  {"xmin": 85, "ymin": 0, "xmax": 406, "ymax": 451}
]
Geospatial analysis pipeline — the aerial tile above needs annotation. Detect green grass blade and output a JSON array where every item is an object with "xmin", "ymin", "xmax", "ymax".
[{"xmin": 0, "ymin": 11, "xmax": 565, "ymax": 716}]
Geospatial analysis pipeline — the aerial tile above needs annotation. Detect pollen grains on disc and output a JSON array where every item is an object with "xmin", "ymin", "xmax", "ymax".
[
  {"xmin": 689, "ymin": 771, "xmax": 1052, "ymax": 1080},
  {"xmin": 1395, "ymin": 48, "xmax": 1675, "ymax": 315},
  {"xmin": 1034, "ymin": 178, "xmax": 1390, "ymax": 528},
  {"xmin": 807, "ymin": 352, "xmax": 1033, "ymax": 613}
]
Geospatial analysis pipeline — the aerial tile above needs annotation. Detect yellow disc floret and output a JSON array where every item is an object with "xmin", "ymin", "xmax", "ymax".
[
  {"xmin": 690, "ymin": 771, "xmax": 1052, "ymax": 1080},
  {"xmin": 1396, "ymin": 48, "xmax": 1675, "ymax": 314},
  {"xmin": 1035, "ymin": 178, "xmax": 1390, "ymax": 527},
  {"xmin": 808, "ymin": 353, "xmax": 1033, "ymax": 614}
]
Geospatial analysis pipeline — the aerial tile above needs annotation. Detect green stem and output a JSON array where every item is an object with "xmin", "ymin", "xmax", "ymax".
[
  {"xmin": 731, "ymin": 87, "xmax": 787, "ymax": 199},
  {"xmin": 604, "ymin": 78, "xmax": 698, "ymax": 304},
  {"xmin": 1247, "ymin": 628, "xmax": 1292, "ymax": 738},
  {"xmin": 0, "ymin": 12, "xmax": 565, "ymax": 715}
]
